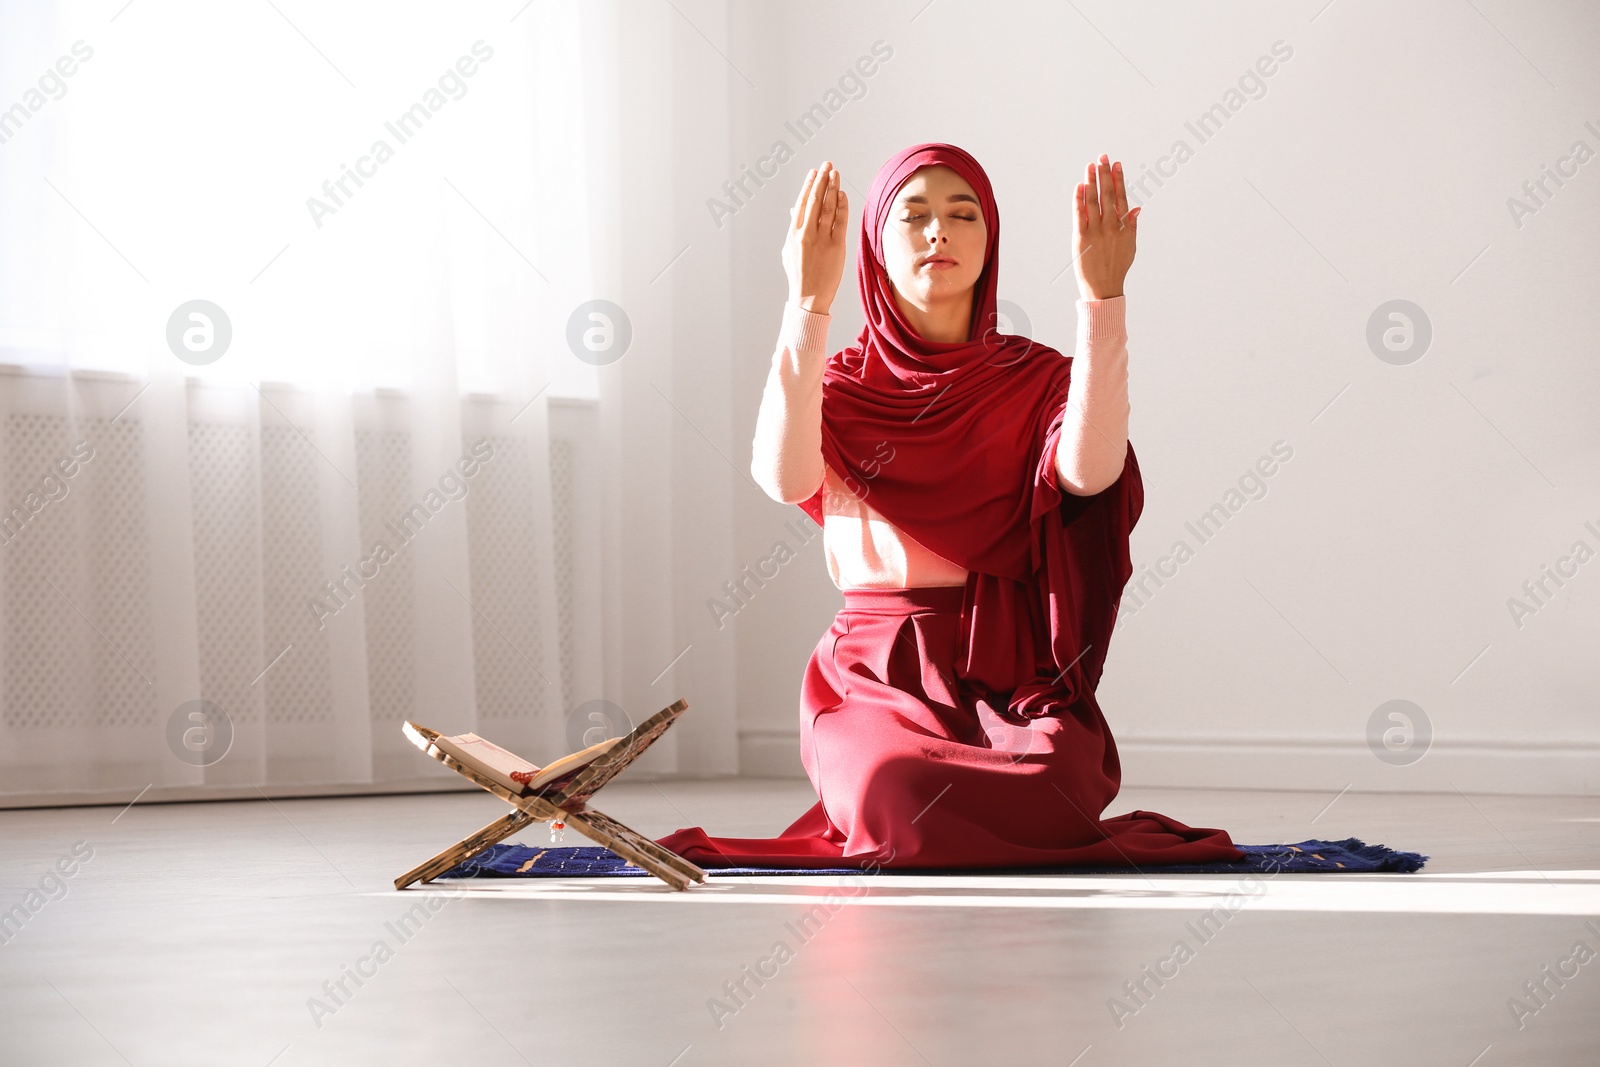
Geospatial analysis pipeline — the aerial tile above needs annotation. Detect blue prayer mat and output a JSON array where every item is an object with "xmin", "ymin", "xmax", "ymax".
[{"xmin": 435, "ymin": 837, "xmax": 1428, "ymax": 879}]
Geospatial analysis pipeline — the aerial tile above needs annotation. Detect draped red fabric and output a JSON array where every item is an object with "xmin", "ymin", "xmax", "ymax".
[{"xmin": 655, "ymin": 143, "xmax": 1242, "ymax": 869}]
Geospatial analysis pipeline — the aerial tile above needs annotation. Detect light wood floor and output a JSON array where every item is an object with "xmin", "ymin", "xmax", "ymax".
[{"xmin": 2, "ymin": 779, "xmax": 1598, "ymax": 1066}]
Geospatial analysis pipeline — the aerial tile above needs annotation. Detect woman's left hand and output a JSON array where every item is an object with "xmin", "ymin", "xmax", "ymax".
[{"xmin": 1073, "ymin": 153, "xmax": 1140, "ymax": 301}]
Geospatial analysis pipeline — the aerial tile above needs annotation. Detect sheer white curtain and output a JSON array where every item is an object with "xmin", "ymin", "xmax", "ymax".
[{"xmin": 0, "ymin": 0, "xmax": 738, "ymax": 802}]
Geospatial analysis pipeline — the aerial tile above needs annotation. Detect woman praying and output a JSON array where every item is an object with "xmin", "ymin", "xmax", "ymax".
[{"xmin": 655, "ymin": 142, "xmax": 1243, "ymax": 869}]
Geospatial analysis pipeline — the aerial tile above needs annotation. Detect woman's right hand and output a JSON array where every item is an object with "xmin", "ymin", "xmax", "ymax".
[{"xmin": 783, "ymin": 161, "xmax": 848, "ymax": 316}]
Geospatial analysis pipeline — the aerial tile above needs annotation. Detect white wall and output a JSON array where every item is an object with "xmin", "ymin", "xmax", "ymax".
[{"xmin": 720, "ymin": 0, "xmax": 1600, "ymax": 795}]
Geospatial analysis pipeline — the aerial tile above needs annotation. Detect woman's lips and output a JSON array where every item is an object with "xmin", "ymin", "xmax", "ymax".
[{"xmin": 921, "ymin": 259, "xmax": 956, "ymax": 270}]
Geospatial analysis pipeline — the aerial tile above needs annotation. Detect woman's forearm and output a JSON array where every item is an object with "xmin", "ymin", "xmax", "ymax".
[
  {"xmin": 752, "ymin": 301, "xmax": 831, "ymax": 504},
  {"xmin": 1053, "ymin": 295, "xmax": 1130, "ymax": 496}
]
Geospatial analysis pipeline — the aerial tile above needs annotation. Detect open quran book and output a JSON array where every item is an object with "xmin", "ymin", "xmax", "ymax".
[
  {"xmin": 396, "ymin": 698, "xmax": 706, "ymax": 891},
  {"xmin": 426, "ymin": 730, "xmax": 624, "ymax": 795}
]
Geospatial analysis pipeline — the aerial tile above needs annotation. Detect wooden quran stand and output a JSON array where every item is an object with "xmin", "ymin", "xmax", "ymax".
[{"xmin": 394, "ymin": 698, "xmax": 707, "ymax": 892}]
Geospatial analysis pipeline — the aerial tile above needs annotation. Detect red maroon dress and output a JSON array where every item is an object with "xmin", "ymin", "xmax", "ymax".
[{"xmin": 655, "ymin": 141, "xmax": 1243, "ymax": 870}]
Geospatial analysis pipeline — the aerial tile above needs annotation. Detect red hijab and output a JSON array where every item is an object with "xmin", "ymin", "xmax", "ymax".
[{"xmin": 798, "ymin": 141, "xmax": 1143, "ymax": 719}]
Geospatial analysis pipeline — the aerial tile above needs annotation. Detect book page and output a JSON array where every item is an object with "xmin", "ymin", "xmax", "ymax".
[
  {"xmin": 432, "ymin": 732, "xmax": 539, "ymax": 795},
  {"xmin": 516, "ymin": 736, "xmax": 623, "ymax": 790}
]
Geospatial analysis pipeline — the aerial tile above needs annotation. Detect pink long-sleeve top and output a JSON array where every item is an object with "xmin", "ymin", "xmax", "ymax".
[{"xmin": 751, "ymin": 296, "xmax": 1131, "ymax": 591}]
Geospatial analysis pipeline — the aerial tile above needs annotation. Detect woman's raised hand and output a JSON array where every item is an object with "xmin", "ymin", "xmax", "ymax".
[
  {"xmin": 783, "ymin": 161, "xmax": 849, "ymax": 316},
  {"xmin": 1072, "ymin": 153, "xmax": 1140, "ymax": 301}
]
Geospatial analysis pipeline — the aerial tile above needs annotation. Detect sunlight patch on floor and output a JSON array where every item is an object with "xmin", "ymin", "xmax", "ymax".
[{"xmin": 380, "ymin": 869, "xmax": 1600, "ymax": 916}]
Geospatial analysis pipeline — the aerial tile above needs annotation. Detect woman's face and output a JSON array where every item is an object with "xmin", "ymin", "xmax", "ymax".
[{"xmin": 879, "ymin": 164, "xmax": 987, "ymax": 318}]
